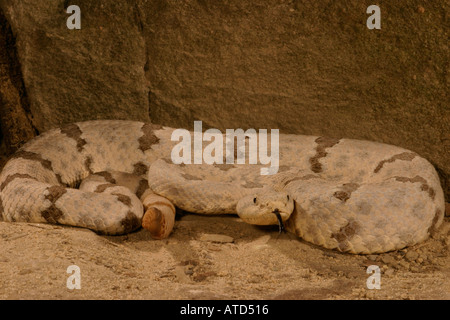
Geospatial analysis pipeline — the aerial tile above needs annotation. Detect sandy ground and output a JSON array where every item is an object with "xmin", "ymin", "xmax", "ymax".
[{"xmin": 0, "ymin": 207, "xmax": 448, "ymax": 300}]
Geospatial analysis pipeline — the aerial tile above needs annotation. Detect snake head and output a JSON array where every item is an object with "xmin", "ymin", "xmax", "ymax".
[{"xmin": 236, "ymin": 187, "xmax": 294, "ymax": 228}]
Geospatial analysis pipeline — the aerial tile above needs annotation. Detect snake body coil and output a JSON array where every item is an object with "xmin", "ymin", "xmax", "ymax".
[{"xmin": 0, "ymin": 120, "xmax": 444, "ymax": 254}]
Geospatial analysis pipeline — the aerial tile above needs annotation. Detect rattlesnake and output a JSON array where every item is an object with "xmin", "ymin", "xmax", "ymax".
[{"xmin": 0, "ymin": 120, "xmax": 445, "ymax": 254}]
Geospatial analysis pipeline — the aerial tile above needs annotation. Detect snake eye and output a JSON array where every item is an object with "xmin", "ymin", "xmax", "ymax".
[
  {"xmin": 287, "ymin": 195, "xmax": 290, "ymax": 201},
  {"xmin": 253, "ymin": 197, "xmax": 257, "ymax": 204}
]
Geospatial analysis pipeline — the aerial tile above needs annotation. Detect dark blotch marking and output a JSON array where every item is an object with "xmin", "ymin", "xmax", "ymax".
[
  {"xmin": 112, "ymin": 193, "xmax": 132, "ymax": 207},
  {"xmin": 41, "ymin": 206, "xmax": 64, "ymax": 224},
  {"xmin": 213, "ymin": 163, "xmax": 236, "ymax": 171},
  {"xmin": 85, "ymin": 156, "xmax": 93, "ymax": 174},
  {"xmin": 393, "ymin": 175, "xmax": 436, "ymax": 200},
  {"xmin": 138, "ymin": 123, "xmax": 161, "ymax": 152},
  {"xmin": 54, "ymin": 173, "xmax": 63, "ymax": 185},
  {"xmin": 133, "ymin": 162, "xmax": 149, "ymax": 176},
  {"xmin": 95, "ymin": 171, "xmax": 116, "ymax": 184},
  {"xmin": 165, "ymin": 187, "xmax": 180, "ymax": 198},
  {"xmin": 136, "ymin": 179, "xmax": 149, "ymax": 199},
  {"xmin": 162, "ymin": 157, "xmax": 185, "ymax": 167},
  {"xmin": 428, "ymin": 209, "xmax": 443, "ymax": 235},
  {"xmin": 60, "ymin": 123, "xmax": 86, "ymax": 152},
  {"xmin": 41, "ymin": 185, "xmax": 67, "ymax": 223},
  {"xmin": 11, "ymin": 150, "xmax": 63, "ymax": 184},
  {"xmin": 0, "ymin": 173, "xmax": 37, "ymax": 191},
  {"xmin": 12, "ymin": 150, "xmax": 52, "ymax": 171},
  {"xmin": 333, "ymin": 183, "xmax": 360, "ymax": 202},
  {"xmin": 333, "ymin": 192, "xmax": 350, "ymax": 202},
  {"xmin": 121, "ymin": 211, "xmax": 141, "ymax": 233},
  {"xmin": 94, "ymin": 183, "xmax": 116, "ymax": 193},
  {"xmin": 181, "ymin": 173, "xmax": 202, "ymax": 181},
  {"xmin": 283, "ymin": 174, "xmax": 318, "ymax": 187},
  {"xmin": 45, "ymin": 185, "xmax": 67, "ymax": 203},
  {"xmin": 278, "ymin": 165, "xmax": 291, "ymax": 173},
  {"xmin": 309, "ymin": 137, "xmax": 340, "ymax": 173},
  {"xmin": 374, "ymin": 152, "xmax": 417, "ymax": 173},
  {"xmin": 242, "ymin": 181, "xmax": 264, "ymax": 188},
  {"xmin": 331, "ymin": 220, "xmax": 360, "ymax": 252}
]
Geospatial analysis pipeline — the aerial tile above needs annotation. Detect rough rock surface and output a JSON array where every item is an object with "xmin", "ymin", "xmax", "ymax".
[
  {"xmin": 1, "ymin": 0, "xmax": 149, "ymax": 132},
  {"xmin": 0, "ymin": 0, "xmax": 448, "ymax": 200},
  {"xmin": 0, "ymin": 9, "xmax": 35, "ymax": 153}
]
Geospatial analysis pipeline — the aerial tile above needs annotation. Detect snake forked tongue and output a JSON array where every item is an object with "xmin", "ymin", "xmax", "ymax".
[{"xmin": 273, "ymin": 209, "xmax": 285, "ymax": 234}]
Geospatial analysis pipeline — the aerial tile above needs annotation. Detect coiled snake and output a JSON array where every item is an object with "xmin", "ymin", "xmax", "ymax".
[{"xmin": 0, "ymin": 120, "xmax": 444, "ymax": 254}]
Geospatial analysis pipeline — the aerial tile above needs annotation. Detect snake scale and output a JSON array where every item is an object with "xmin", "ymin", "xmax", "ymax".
[{"xmin": 0, "ymin": 120, "xmax": 445, "ymax": 254}]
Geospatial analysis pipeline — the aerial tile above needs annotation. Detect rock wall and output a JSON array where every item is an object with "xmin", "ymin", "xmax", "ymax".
[
  {"xmin": 0, "ymin": 0, "xmax": 448, "ymax": 200},
  {"xmin": 0, "ymin": 8, "xmax": 35, "ymax": 153},
  {"xmin": 1, "ymin": 0, "xmax": 149, "ymax": 132}
]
